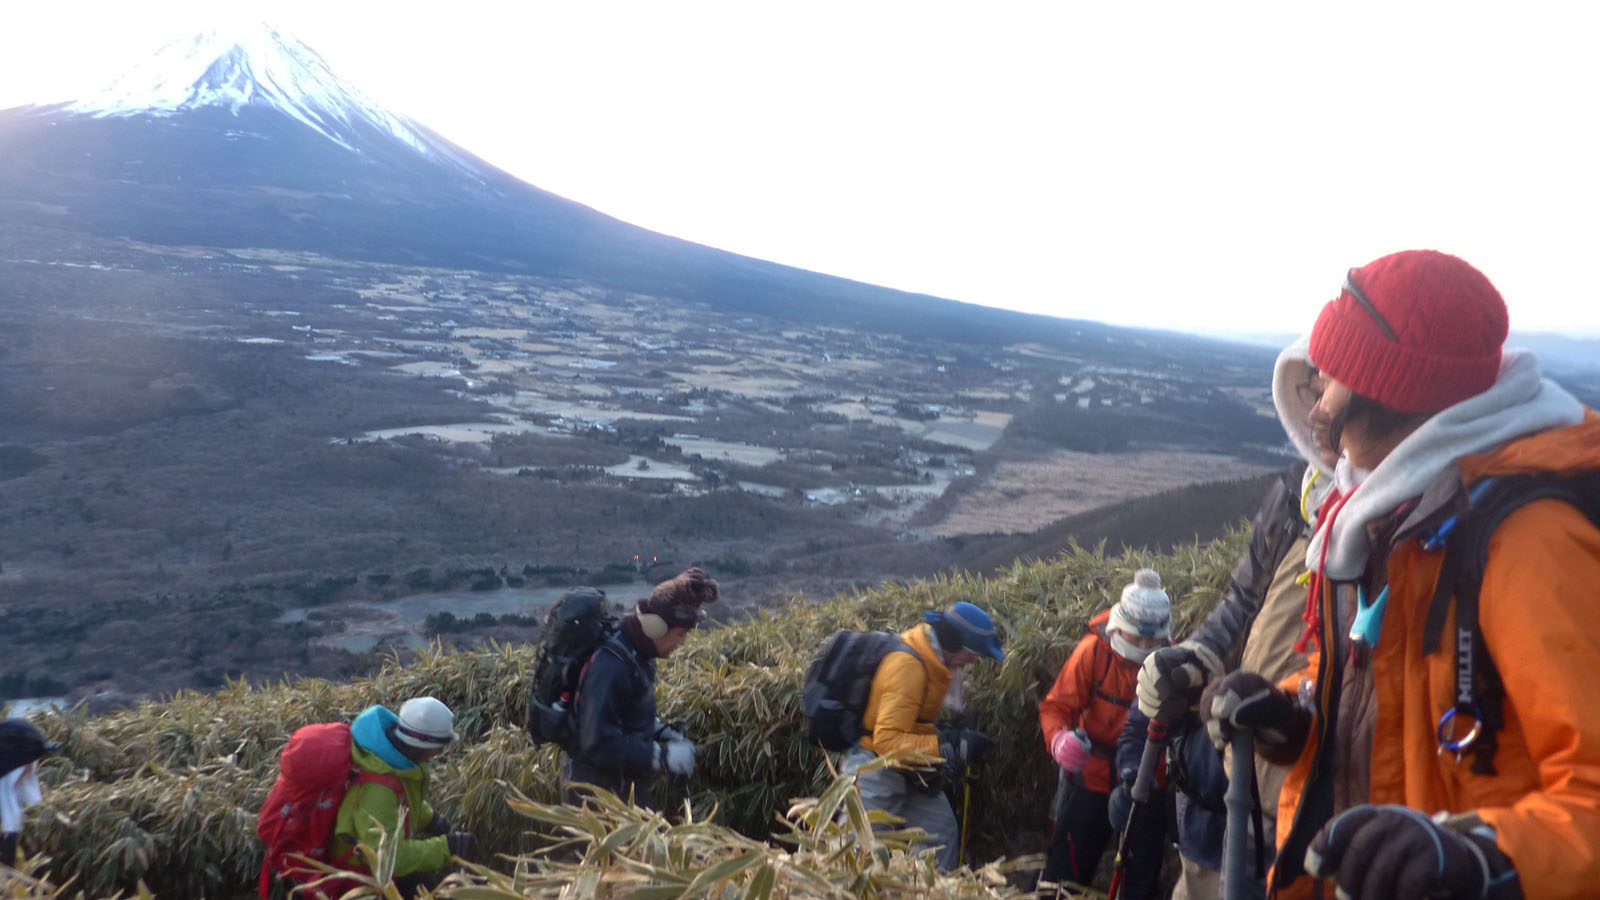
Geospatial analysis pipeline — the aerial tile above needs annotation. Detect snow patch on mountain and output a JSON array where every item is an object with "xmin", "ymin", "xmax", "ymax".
[{"xmin": 64, "ymin": 24, "xmax": 480, "ymax": 175}]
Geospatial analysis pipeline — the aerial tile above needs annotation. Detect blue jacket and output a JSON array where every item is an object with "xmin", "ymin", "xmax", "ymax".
[{"xmin": 1118, "ymin": 706, "xmax": 1227, "ymax": 871}]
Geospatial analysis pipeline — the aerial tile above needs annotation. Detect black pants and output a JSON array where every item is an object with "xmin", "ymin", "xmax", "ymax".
[
  {"xmin": 1040, "ymin": 780, "xmax": 1164, "ymax": 900},
  {"xmin": 394, "ymin": 870, "xmax": 443, "ymax": 900},
  {"xmin": 562, "ymin": 754, "xmax": 653, "ymax": 809}
]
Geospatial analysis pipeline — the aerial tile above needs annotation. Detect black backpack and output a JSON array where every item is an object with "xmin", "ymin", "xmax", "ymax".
[
  {"xmin": 801, "ymin": 629, "xmax": 921, "ymax": 752},
  {"xmin": 526, "ymin": 587, "xmax": 616, "ymax": 748}
]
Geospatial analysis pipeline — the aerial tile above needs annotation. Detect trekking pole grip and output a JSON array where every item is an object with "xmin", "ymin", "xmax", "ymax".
[{"xmin": 1130, "ymin": 718, "xmax": 1169, "ymax": 804}]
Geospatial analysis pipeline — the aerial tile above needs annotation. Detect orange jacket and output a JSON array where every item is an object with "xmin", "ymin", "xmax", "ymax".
[
  {"xmin": 1272, "ymin": 413, "xmax": 1600, "ymax": 900},
  {"xmin": 1038, "ymin": 610, "xmax": 1142, "ymax": 794},
  {"xmin": 860, "ymin": 623, "xmax": 951, "ymax": 763}
]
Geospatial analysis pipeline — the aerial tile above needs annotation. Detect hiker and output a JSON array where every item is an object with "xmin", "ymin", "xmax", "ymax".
[
  {"xmin": 1135, "ymin": 448, "xmax": 1338, "ymax": 900},
  {"xmin": 258, "ymin": 697, "xmax": 472, "ymax": 899},
  {"xmin": 0, "ymin": 718, "xmax": 60, "ymax": 869},
  {"xmin": 331, "ymin": 697, "xmax": 472, "ymax": 897},
  {"xmin": 563, "ymin": 567, "xmax": 717, "ymax": 808},
  {"xmin": 1037, "ymin": 569, "xmax": 1171, "ymax": 893},
  {"xmin": 839, "ymin": 600, "xmax": 1003, "ymax": 871},
  {"xmin": 1204, "ymin": 250, "xmax": 1600, "ymax": 900},
  {"xmin": 1110, "ymin": 703, "xmax": 1224, "ymax": 900}
]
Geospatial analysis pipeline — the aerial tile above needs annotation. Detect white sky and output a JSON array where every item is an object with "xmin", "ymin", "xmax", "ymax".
[{"xmin": 2, "ymin": 1, "xmax": 1598, "ymax": 338}]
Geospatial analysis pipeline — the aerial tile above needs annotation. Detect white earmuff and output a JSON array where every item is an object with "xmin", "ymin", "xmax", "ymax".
[{"xmin": 639, "ymin": 610, "xmax": 669, "ymax": 640}]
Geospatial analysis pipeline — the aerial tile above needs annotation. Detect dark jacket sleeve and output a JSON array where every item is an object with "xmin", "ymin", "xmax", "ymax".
[
  {"xmin": 1117, "ymin": 706, "xmax": 1148, "ymax": 784},
  {"xmin": 574, "ymin": 646, "xmax": 656, "ymax": 777},
  {"xmin": 1173, "ymin": 722, "xmax": 1227, "ymax": 809},
  {"xmin": 1185, "ymin": 464, "xmax": 1306, "ymax": 668}
]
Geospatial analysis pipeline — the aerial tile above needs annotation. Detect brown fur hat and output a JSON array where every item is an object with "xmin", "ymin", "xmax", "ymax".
[{"xmin": 638, "ymin": 567, "xmax": 719, "ymax": 628}]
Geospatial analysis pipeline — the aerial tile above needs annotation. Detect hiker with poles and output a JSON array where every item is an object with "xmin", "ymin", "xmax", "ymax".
[
  {"xmin": 257, "ymin": 696, "xmax": 474, "ymax": 900},
  {"xmin": 830, "ymin": 600, "xmax": 1004, "ymax": 871},
  {"xmin": 560, "ymin": 568, "xmax": 718, "ymax": 809},
  {"xmin": 1203, "ymin": 250, "xmax": 1600, "ymax": 900},
  {"xmin": 1135, "ymin": 408, "xmax": 1338, "ymax": 899},
  {"xmin": 1110, "ymin": 699, "xmax": 1231, "ymax": 900},
  {"xmin": 1037, "ymin": 569, "xmax": 1171, "ymax": 896}
]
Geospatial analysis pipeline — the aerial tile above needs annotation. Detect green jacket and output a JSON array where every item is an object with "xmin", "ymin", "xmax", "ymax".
[{"xmin": 332, "ymin": 743, "xmax": 449, "ymax": 877}]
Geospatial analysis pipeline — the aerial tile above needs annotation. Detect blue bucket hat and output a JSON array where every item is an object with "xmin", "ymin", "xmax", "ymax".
[{"xmin": 924, "ymin": 601, "xmax": 1005, "ymax": 661}]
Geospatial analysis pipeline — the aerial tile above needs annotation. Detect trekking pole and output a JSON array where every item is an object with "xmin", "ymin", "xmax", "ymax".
[
  {"xmin": 1223, "ymin": 728, "xmax": 1254, "ymax": 900},
  {"xmin": 1106, "ymin": 717, "xmax": 1168, "ymax": 900},
  {"xmin": 954, "ymin": 708, "xmax": 978, "ymax": 868},
  {"xmin": 958, "ymin": 762, "xmax": 971, "ymax": 867}
]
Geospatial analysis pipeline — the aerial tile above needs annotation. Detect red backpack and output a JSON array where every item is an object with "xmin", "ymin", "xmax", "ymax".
[{"xmin": 257, "ymin": 722, "xmax": 404, "ymax": 900}]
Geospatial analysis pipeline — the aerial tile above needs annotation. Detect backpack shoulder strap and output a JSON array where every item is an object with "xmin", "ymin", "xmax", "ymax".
[
  {"xmin": 1421, "ymin": 472, "xmax": 1600, "ymax": 774},
  {"xmin": 1083, "ymin": 630, "xmax": 1125, "ymax": 695},
  {"xmin": 884, "ymin": 632, "xmax": 934, "ymax": 725},
  {"xmin": 351, "ymin": 768, "xmax": 405, "ymax": 792},
  {"xmin": 576, "ymin": 629, "xmax": 644, "ymax": 709},
  {"xmin": 333, "ymin": 769, "xmax": 412, "ymax": 864},
  {"xmin": 895, "ymin": 634, "xmax": 921, "ymax": 664},
  {"xmin": 347, "ymin": 768, "xmax": 408, "ymax": 817},
  {"xmin": 598, "ymin": 629, "xmax": 647, "ymax": 678},
  {"xmin": 885, "ymin": 633, "xmax": 923, "ymax": 677}
]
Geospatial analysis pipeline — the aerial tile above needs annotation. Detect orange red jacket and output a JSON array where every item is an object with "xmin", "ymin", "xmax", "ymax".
[
  {"xmin": 1271, "ymin": 413, "xmax": 1600, "ymax": 900},
  {"xmin": 1038, "ymin": 609, "xmax": 1143, "ymax": 795}
]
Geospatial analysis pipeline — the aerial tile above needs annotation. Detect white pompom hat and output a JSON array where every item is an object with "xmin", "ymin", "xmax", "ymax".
[{"xmin": 1108, "ymin": 569, "xmax": 1171, "ymax": 639}]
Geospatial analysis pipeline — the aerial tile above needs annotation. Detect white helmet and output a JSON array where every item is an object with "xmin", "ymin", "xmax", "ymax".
[{"xmin": 394, "ymin": 697, "xmax": 458, "ymax": 750}]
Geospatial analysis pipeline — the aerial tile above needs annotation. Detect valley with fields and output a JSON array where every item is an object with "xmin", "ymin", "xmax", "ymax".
[
  {"xmin": 0, "ymin": 22, "xmax": 1317, "ymax": 711},
  {"xmin": 1, "ymin": 231, "xmax": 1293, "ymax": 703}
]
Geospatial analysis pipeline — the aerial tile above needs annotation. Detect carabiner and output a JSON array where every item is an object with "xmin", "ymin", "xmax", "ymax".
[{"xmin": 1436, "ymin": 706, "xmax": 1483, "ymax": 764}]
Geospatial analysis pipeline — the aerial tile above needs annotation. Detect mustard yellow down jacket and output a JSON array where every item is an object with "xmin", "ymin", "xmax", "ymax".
[{"xmin": 859, "ymin": 623, "xmax": 951, "ymax": 764}]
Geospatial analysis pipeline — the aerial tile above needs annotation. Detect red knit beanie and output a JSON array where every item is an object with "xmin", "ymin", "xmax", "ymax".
[{"xmin": 1308, "ymin": 250, "xmax": 1508, "ymax": 414}]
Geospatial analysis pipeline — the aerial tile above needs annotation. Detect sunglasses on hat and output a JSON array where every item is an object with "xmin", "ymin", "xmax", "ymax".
[{"xmin": 1344, "ymin": 269, "xmax": 1399, "ymax": 341}]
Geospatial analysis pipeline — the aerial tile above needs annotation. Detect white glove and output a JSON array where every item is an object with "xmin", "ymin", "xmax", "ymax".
[
  {"xmin": 1136, "ymin": 640, "xmax": 1223, "ymax": 719},
  {"xmin": 654, "ymin": 739, "xmax": 696, "ymax": 776}
]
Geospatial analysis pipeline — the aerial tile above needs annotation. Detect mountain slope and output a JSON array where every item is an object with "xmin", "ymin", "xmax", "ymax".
[{"xmin": 0, "ymin": 24, "xmax": 1217, "ymax": 353}]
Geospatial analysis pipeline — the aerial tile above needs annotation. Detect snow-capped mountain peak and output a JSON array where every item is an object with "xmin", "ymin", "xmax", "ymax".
[{"xmin": 64, "ymin": 23, "xmax": 454, "ymax": 161}]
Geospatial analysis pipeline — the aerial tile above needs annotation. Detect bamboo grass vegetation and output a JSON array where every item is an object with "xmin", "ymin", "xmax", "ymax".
[{"xmin": 5, "ymin": 531, "xmax": 1245, "ymax": 899}]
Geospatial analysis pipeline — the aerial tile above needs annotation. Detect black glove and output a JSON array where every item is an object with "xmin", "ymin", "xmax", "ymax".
[
  {"xmin": 939, "ymin": 728, "xmax": 994, "ymax": 769},
  {"xmin": 1204, "ymin": 671, "xmax": 1310, "ymax": 762},
  {"xmin": 1305, "ymin": 806, "xmax": 1521, "ymax": 900},
  {"xmin": 421, "ymin": 813, "xmax": 451, "ymax": 837},
  {"xmin": 956, "ymin": 728, "xmax": 995, "ymax": 767},
  {"xmin": 1137, "ymin": 641, "xmax": 1220, "ymax": 719},
  {"xmin": 445, "ymin": 831, "xmax": 475, "ymax": 860}
]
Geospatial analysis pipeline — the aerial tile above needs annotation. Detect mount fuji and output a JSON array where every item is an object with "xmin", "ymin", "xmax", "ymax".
[
  {"xmin": 0, "ymin": 25, "xmax": 1108, "ymax": 344},
  {"xmin": 61, "ymin": 26, "xmax": 472, "ymax": 163}
]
